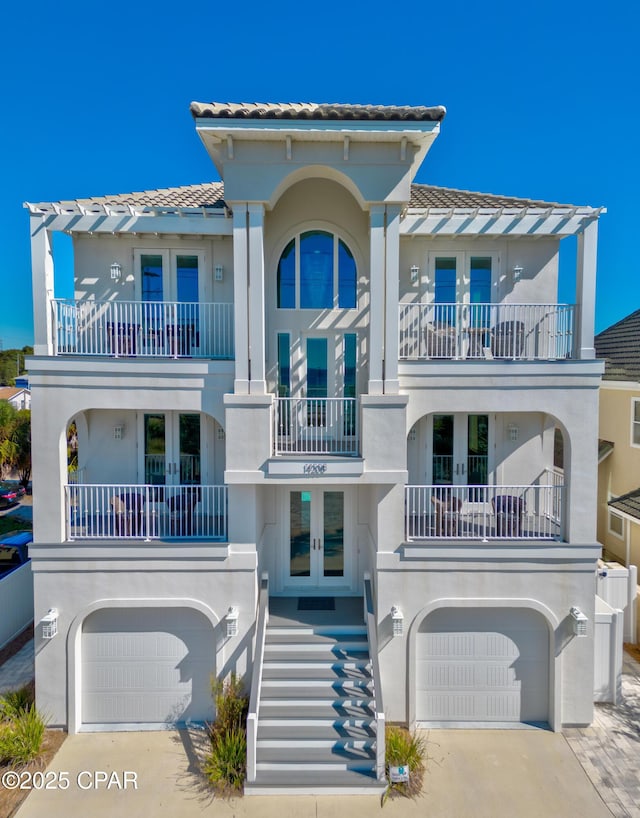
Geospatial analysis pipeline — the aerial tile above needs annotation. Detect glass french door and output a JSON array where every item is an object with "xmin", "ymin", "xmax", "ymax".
[
  {"xmin": 287, "ymin": 489, "xmax": 348, "ymax": 587},
  {"xmin": 431, "ymin": 414, "xmax": 489, "ymax": 488},
  {"xmin": 432, "ymin": 254, "xmax": 493, "ymax": 308},
  {"xmin": 143, "ymin": 412, "xmax": 201, "ymax": 485}
]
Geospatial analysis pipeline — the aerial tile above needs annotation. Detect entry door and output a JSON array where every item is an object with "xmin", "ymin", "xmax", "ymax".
[
  {"xmin": 287, "ymin": 489, "xmax": 349, "ymax": 588},
  {"xmin": 431, "ymin": 414, "xmax": 489, "ymax": 486},
  {"xmin": 143, "ymin": 412, "xmax": 201, "ymax": 486}
]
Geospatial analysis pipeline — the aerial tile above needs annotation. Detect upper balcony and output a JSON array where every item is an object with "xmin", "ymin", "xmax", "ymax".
[
  {"xmin": 52, "ymin": 299, "xmax": 234, "ymax": 360},
  {"xmin": 399, "ymin": 302, "xmax": 575, "ymax": 362}
]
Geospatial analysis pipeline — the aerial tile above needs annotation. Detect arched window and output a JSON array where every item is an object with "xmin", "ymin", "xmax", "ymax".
[{"xmin": 277, "ymin": 231, "xmax": 357, "ymax": 309}]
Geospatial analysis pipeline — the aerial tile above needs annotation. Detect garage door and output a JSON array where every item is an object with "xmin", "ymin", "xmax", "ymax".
[
  {"xmin": 82, "ymin": 607, "xmax": 215, "ymax": 728},
  {"xmin": 416, "ymin": 607, "xmax": 549, "ymax": 724}
]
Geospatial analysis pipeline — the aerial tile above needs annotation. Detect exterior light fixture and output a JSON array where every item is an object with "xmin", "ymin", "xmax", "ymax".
[
  {"xmin": 215, "ymin": 264, "xmax": 224, "ymax": 281},
  {"xmin": 41, "ymin": 608, "xmax": 59, "ymax": 639},
  {"xmin": 512, "ymin": 265, "xmax": 523, "ymax": 282},
  {"xmin": 570, "ymin": 606, "xmax": 588, "ymax": 637},
  {"xmin": 507, "ymin": 423, "xmax": 519, "ymax": 442},
  {"xmin": 410, "ymin": 265, "xmax": 420, "ymax": 284},
  {"xmin": 391, "ymin": 606, "xmax": 404, "ymax": 637},
  {"xmin": 110, "ymin": 262, "xmax": 123, "ymax": 282},
  {"xmin": 113, "ymin": 425, "xmax": 125, "ymax": 440},
  {"xmin": 226, "ymin": 606, "xmax": 239, "ymax": 638}
]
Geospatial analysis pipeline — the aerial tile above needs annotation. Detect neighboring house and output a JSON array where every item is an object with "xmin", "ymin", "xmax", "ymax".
[
  {"xmin": 0, "ymin": 386, "xmax": 31, "ymax": 411},
  {"xmin": 25, "ymin": 101, "xmax": 604, "ymax": 790},
  {"xmin": 595, "ymin": 309, "xmax": 640, "ymax": 569}
]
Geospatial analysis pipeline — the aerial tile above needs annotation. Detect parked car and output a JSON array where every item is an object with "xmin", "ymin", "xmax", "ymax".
[{"xmin": 0, "ymin": 482, "xmax": 24, "ymax": 509}]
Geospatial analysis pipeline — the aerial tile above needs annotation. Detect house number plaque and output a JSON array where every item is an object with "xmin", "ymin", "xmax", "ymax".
[{"xmin": 303, "ymin": 463, "xmax": 327, "ymax": 475}]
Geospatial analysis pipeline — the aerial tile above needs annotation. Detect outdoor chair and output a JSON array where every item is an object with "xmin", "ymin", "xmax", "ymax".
[{"xmin": 492, "ymin": 494, "xmax": 525, "ymax": 537}]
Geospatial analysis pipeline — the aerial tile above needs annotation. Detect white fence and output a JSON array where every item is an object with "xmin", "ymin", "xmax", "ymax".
[
  {"xmin": 274, "ymin": 397, "xmax": 359, "ymax": 456},
  {"xmin": 65, "ymin": 484, "xmax": 227, "ymax": 540},
  {"xmin": 53, "ymin": 299, "xmax": 234, "ymax": 359},
  {"xmin": 594, "ymin": 595, "xmax": 624, "ymax": 704},
  {"xmin": 405, "ymin": 483, "xmax": 563, "ymax": 540},
  {"xmin": 399, "ymin": 303, "xmax": 575, "ymax": 361},
  {"xmin": 0, "ymin": 562, "xmax": 33, "ymax": 650}
]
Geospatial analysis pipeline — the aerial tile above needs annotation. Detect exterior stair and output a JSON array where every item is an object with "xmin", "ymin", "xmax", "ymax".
[{"xmin": 244, "ymin": 609, "xmax": 385, "ymax": 795}]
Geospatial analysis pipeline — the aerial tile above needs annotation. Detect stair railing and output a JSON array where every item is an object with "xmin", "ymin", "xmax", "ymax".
[
  {"xmin": 247, "ymin": 573, "xmax": 269, "ymax": 783},
  {"xmin": 364, "ymin": 572, "xmax": 386, "ymax": 782}
]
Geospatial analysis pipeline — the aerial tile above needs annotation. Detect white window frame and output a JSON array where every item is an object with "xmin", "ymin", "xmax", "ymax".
[
  {"xmin": 608, "ymin": 508, "xmax": 625, "ymax": 540},
  {"xmin": 631, "ymin": 397, "xmax": 640, "ymax": 448}
]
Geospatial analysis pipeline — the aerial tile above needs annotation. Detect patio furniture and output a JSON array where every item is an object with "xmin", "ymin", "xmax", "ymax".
[
  {"xmin": 106, "ymin": 322, "xmax": 138, "ymax": 356},
  {"xmin": 492, "ymin": 494, "xmax": 525, "ymax": 537},
  {"xmin": 431, "ymin": 494, "xmax": 463, "ymax": 536},
  {"xmin": 111, "ymin": 492, "xmax": 146, "ymax": 536},
  {"xmin": 491, "ymin": 320, "xmax": 525, "ymax": 359},
  {"xmin": 167, "ymin": 486, "xmax": 201, "ymax": 536},
  {"xmin": 425, "ymin": 322, "xmax": 456, "ymax": 358}
]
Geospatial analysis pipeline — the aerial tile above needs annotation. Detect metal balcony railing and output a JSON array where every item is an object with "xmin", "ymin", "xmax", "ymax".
[
  {"xmin": 52, "ymin": 299, "xmax": 234, "ymax": 359},
  {"xmin": 273, "ymin": 397, "xmax": 359, "ymax": 456},
  {"xmin": 405, "ymin": 482, "xmax": 563, "ymax": 541},
  {"xmin": 399, "ymin": 303, "xmax": 575, "ymax": 361},
  {"xmin": 65, "ymin": 483, "xmax": 227, "ymax": 540}
]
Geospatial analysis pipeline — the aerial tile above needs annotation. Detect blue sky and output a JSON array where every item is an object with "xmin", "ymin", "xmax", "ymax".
[{"xmin": 1, "ymin": 0, "xmax": 636, "ymax": 350}]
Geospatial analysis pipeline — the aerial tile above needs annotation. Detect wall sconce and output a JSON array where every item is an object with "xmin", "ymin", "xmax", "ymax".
[
  {"xmin": 512, "ymin": 265, "xmax": 523, "ymax": 282},
  {"xmin": 570, "ymin": 606, "xmax": 588, "ymax": 637},
  {"xmin": 410, "ymin": 265, "xmax": 420, "ymax": 285},
  {"xmin": 113, "ymin": 424, "xmax": 125, "ymax": 440},
  {"xmin": 507, "ymin": 423, "xmax": 519, "ymax": 442},
  {"xmin": 226, "ymin": 606, "xmax": 239, "ymax": 638},
  {"xmin": 110, "ymin": 262, "xmax": 123, "ymax": 282},
  {"xmin": 215, "ymin": 265, "xmax": 224, "ymax": 281},
  {"xmin": 391, "ymin": 606, "xmax": 404, "ymax": 637},
  {"xmin": 41, "ymin": 608, "xmax": 59, "ymax": 639}
]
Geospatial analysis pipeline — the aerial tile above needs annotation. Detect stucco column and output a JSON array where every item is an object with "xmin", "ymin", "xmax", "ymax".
[
  {"xmin": 248, "ymin": 204, "xmax": 266, "ymax": 394},
  {"xmin": 232, "ymin": 205, "xmax": 249, "ymax": 394},
  {"xmin": 368, "ymin": 206, "xmax": 385, "ymax": 395},
  {"xmin": 30, "ymin": 387, "xmax": 67, "ymax": 543},
  {"xmin": 576, "ymin": 219, "xmax": 598, "ymax": 360},
  {"xmin": 563, "ymin": 388, "xmax": 600, "ymax": 543},
  {"xmin": 30, "ymin": 216, "xmax": 55, "ymax": 356},
  {"xmin": 384, "ymin": 206, "xmax": 401, "ymax": 394}
]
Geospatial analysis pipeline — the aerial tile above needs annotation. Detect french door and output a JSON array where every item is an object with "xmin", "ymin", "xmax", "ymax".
[
  {"xmin": 431, "ymin": 414, "xmax": 489, "ymax": 487},
  {"xmin": 431, "ymin": 253, "xmax": 494, "ymax": 307},
  {"xmin": 286, "ymin": 489, "xmax": 350, "ymax": 589},
  {"xmin": 142, "ymin": 412, "xmax": 201, "ymax": 486}
]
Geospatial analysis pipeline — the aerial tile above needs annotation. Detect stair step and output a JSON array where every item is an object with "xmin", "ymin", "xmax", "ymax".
[
  {"xmin": 267, "ymin": 625, "xmax": 367, "ymax": 637},
  {"xmin": 244, "ymin": 768, "xmax": 385, "ymax": 795},
  {"xmin": 258, "ymin": 716, "xmax": 375, "ymax": 729},
  {"xmin": 264, "ymin": 648, "xmax": 369, "ymax": 662},
  {"xmin": 258, "ymin": 724, "xmax": 376, "ymax": 741},
  {"xmin": 261, "ymin": 680, "xmax": 372, "ymax": 694},
  {"xmin": 266, "ymin": 632, "xmax": 368, "ymax": 646},
  {"xmin": 256, "ymin": 745, "xmax": 376, "ymax": 770},
  {"xmin": 259, "ymin": 703, "xmax": 376, "ymax": 720},
  {"xmin": 262, "ymin": 665, "xmax": 372, "ymax": 682},
  {"xmin": 261, "ymin": 685, "xmax": 373, "ymax": 700},
  {"xmin": 262, "ymin": 658, "xmax": 370, "ymax": 670}
]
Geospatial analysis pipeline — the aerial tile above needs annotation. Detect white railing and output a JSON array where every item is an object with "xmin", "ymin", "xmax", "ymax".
[
  {"xmin": 405, "ymin": 482, "xmax": 563, "ymax": 540},
  {"xmin": 52, "ymin": 299, "xmax": 234, "ymax": 359},
  {"xmin": 363, "ymin": 574, "xmax": 386, "ymax": 782},
  {"xmin": 144, "ymin": 454, "xmax": 200, "ymax": 485},
  {"xmin": 399, "ymin": 303, "xmax": 575, "ymax": 361},
  {"xmin": 65, "ymin": 484, "xmax": 227, "ymax": 540},
  {"xmin": 247, "ymin": 574, "xmax": 269, "ymax": 783},
  {"xmin": 274, "ymin": 397, "xmax": 359, "ymax": 456}
]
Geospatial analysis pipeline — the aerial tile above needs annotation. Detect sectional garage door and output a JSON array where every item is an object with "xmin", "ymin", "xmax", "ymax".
[
  {"xmin": 82, "ymin": 607, "xmax": 216, "ymax": 728},
  {"xmin": 416, "ymin": 607, "xmax": 549, "ymax": 724}
]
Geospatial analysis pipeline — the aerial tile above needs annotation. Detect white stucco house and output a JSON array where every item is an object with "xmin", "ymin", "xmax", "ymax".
[{"xmin": 26, "ymin": 101, "xmax": 604, "ymax": 792}]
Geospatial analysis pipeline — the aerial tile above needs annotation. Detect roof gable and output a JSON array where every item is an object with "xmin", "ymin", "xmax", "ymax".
[{"xmin": 595, "ymin": 309, "xmax": 640, "ymax": 382}]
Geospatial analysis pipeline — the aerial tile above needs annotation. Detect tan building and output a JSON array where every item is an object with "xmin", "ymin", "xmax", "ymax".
[{"xmin": 596, "ymin": 309, "xmax": 640, "ymax": 569}]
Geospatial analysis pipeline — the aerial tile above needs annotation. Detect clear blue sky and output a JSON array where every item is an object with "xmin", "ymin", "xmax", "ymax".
[{"xmin": 1, "ymin": 0, "xmax": 636, "ymax": 350}]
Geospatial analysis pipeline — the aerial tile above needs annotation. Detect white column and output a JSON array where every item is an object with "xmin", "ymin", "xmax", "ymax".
[
  {"xmin": 576, "ymin": 219, "xmax": 598, "ymax": 360},
  {"xmin": 248, "ymin": 204, "xmax": 266, "ymax": 394},
  {"xmin": 368, "ymin": 206, "xmax": 385, "ymax": 395},
  {"xmin": 30, "ymin": 216, "xmax": 55, "ymax": 356},
  {"xmin": 384, "ymin": 206, "xmax": 401, "ymax": 394},
  {"xmin": 232, "ymin": 205, "xmax": 249, "ymax": 394}
]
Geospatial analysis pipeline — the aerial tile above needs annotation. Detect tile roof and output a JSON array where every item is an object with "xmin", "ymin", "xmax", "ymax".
[
  {"xmin": 190, "ymin": 101, "xmax": 446, "ymax": 122},
  {"xmin": 609, "ymin": 488, "xmax": 640, "ymax": 522},
  {"xmin": 34, "ymin": 181, "xmax": 576, "ymax": 213},
  {"xmin": 595, "ymin": 308, "xmax": 640, "ymax": 382}
]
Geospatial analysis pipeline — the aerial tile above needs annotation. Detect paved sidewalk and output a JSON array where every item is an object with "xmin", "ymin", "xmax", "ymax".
[
  {"xmin": 565, "ymin": 650, "xmax": 640, "ymax": 818},
  {"xmin": 0, "ymin": 640, "xmax": 34, "ymax": 694}
]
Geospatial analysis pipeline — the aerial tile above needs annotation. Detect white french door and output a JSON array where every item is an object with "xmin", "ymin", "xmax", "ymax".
[
  {"xmin": 141, "ymin": 412, "xmax": 201, "ymax": 486},
  {"xmin": 430, "ymin": 414, "xmax": 490, "ymax": 487},
  {"xmin": 285, "ymin": 488, "xmax": 351, "ymax": 589}
]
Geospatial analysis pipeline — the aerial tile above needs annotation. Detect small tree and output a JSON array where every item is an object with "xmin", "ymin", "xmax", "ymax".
[
  {"xmin": 0, "ymin": 404, "xmax": 31, "ymax": 484},
  {"xmin": 14, "ymin": 411, "xmax": 31, "ymax": 488}
]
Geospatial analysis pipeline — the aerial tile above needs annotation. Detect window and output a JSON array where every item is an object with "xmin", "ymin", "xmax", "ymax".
[
  {"xmin": 632, "ymin": 398, "xmax": 640, "ymax": 447},
  {"xmin": 469, "ymin": 257, "xmax": 492, "ymax": 303},
  {"xmin": 141, "ymin": 255, "xmax": 163, "ymax": 302},
  {"xmin": 277, "ymin": 231, "xmax": 357, "ymax": 309},
  {"xmin": 608, "ymin": 509, "xmax": 624, "ymax": 539}
]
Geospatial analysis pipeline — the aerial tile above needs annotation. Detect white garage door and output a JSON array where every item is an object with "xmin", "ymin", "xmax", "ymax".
[
  {"xmin": 416, "ymin": 607, "xmax": 549, "ymax": 724},
  {"xmin": 82, "ymin": 607, "xmax": 215, "ymax": 728}
]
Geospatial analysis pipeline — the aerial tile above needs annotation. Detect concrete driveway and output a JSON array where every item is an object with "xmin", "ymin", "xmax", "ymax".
[{"xmin": 14, "ymin": 727, "xmax": 611, "ymax": 818}]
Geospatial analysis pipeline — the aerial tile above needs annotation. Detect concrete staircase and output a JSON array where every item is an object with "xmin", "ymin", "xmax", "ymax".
[{"xmin": 245, "ymin": 600, "xmax": 385, "ymax": 795}]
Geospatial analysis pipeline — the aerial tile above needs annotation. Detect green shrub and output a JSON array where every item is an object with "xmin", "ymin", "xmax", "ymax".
[
  {"xmin": 212, "ymin": 673, "xmax": 248, "ymax": 736},
  {"xmin": 383, "ymin": 725, "xmax": 426, "ymax": 804},
  {"xmin": 0, "ymin": 684, "xmax": 34, "ymax": 720},
  {"xmin": 203, "ymin": 724, "xmax": 247, "ymax": 792},
  {"xmin": 0, "ymin": 704, "xmax": 47, "ymax": 765}
]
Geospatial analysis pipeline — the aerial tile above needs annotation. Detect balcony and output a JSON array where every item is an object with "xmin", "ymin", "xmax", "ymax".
[
  {"xmin": 405, "ymin": 477, "xmax": 563, "ymax": 541},
  {"xmin": 399, "ymin": 303, "xmax": 575, "ymax": 361},
  {"xmin": 52, "ymin": 299, "xmax": 234, "ymax": 359},
  {"xmin": 273, "ymin": 397, "xmax": 359, "ymax": 456},
  {"xmin": 65, "ymin": 484, "xmax": 228, "ymax": 540}
]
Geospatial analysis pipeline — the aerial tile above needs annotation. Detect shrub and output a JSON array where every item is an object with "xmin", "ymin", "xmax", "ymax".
[
  {"xmin": 212, "ymin": 673, "xmax": 248, "ymax": 736},
  {"xmin": 203, "ymin": 673, "xmax": 248, "ymax": 794},
  {"xmin": 0, "ymin": 704, "xmax": 47, "ymax": 765},
  {"xmin": 0, "ymin": 684, "xmax": 34, "ymax": 720},
  {"xmin": 383, "ymin": 725, "xmax": 426, "ymax": 803}
]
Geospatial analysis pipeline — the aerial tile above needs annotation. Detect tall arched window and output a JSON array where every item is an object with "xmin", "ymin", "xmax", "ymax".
[{"xmin": 277, "ymin": 231, "xmax": 357, "ymax": 309}]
